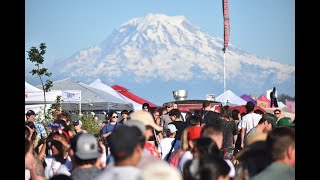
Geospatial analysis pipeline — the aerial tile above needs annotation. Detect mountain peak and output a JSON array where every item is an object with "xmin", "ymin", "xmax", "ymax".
[
  {"xmin": 120, "ymin": 13, "xmax": 195, "ymax": 32},
  {"xmin": 29, "ymin": 13, "xmax": 294, "ymax": 99},
  {"xmin": 126, "ymin": 13, "xmax": 186, "ymax": 25}
]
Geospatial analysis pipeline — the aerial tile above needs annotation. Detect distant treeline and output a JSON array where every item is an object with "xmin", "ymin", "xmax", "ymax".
[{"xmin": 278, "ymin": 93, "xmax": 295, "ymax": 104}]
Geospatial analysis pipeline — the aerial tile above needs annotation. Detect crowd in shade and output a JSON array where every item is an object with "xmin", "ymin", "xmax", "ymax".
[{"xmin": 25, "ymin": 100, "xmax": 295, "ymax": 180}]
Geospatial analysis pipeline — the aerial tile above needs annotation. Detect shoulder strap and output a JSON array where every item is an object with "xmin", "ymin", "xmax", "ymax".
[{"xmin": 166, "ymin": 138, "xmax": 177, "ymax": 161}]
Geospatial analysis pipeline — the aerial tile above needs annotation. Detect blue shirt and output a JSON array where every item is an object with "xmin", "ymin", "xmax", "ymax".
[
  {"xmin": 34, "ymin": 120, "xmax": 47, "ymax": 138},
  {"xmin": 101, "ymin": 122, "xmax": 122, "ymax": 135}
]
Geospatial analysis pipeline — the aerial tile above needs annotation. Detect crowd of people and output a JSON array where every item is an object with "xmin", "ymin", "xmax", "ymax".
[{"xmin": 25, "ymin": 101, "xmax": 295, "ymax": 180}]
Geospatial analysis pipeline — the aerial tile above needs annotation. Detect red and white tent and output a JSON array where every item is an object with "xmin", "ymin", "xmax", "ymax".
[{"xmin": 111, "ymin": 85, "xmax": 158, "ymax": 110}]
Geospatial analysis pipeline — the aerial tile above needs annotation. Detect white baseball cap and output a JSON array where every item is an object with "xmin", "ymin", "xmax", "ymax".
[{"xmin": 166, "ymin": 124, "xmax": 178, "ymax": 133}]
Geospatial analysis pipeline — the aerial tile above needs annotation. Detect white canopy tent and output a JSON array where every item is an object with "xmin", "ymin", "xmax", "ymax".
[
  {"xmin": 89, "ymin": 79, "xmax": 142, "ymax": 110},
  {"xmin": 46, "ymin": 78, "xmax": 134, "ymax": 111},
  {"xmin": 25, "ymin": 82, "xmax": 61, "ymax": 116},
  {"xmin": 25, "ymin": 81, "xmax": 42, "ymax": 92},
  {"xmin": 216, "ymin": 90, "xmax": 247, "ymax": 106},
  {"xmin": 25, "ymin": 90, "xmax": 62, "ymax": 104}
]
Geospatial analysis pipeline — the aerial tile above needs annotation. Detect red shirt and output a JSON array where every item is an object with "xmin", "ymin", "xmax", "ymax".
[{"xmin": 144, "ymin": 142, "xmax": 161, "ymax": 158}]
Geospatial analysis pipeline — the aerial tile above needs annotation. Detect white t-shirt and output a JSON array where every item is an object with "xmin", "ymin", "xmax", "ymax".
[
  {"xmin": 241, "ymin": 113, "xmax": 262, "ymax": 134},
  {"xmin": 44, "ymin": 156, "xmax": 72, "ymax": 179},
  {"xmin": 159, "ymin": 138, "xmax": 181, "ymax": 160}
]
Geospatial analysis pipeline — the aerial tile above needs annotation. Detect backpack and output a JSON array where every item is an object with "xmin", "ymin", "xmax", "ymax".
[{"xmin": 168, "ymin": 150, "xmax": 185, "ymax": 168}]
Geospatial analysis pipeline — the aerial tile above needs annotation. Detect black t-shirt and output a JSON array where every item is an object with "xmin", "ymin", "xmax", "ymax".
[
  {"xmin": 216, "ymin": 118, "xmax": 238, "ymax": 149},
  {"xmin": 169, "ymin": 121, "xmax": 187, "ymax": 141},
  {"xmin": 203, "ymin": 111, "xmax": 220, "ymax": 125}
]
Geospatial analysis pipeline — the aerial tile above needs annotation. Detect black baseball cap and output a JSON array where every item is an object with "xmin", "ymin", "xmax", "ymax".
[
  {"xmin": 72, "ymin": 120, "xmax": 80, "ymax": 126},
  {"xmin": 142, "ymin": 103, "xmax": 149, "ymax": 109},
  {"xmin": 108, "ymin": 126, "xmax": 144, "ymax": 160},
  {"xmin": 121, "ymin": 110, "xmax": 129, "ymax": 114},
  {"xmin": 26, "ymin": 110, "xmax": 36, "ymax": 116}
]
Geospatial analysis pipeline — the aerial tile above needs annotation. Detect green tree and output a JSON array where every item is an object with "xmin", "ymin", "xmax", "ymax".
[
  {"xmin": 278, "ymin": 93, "xmax": 295, "ymax": 104},
  {"xmin": 50, "ymin": 95, "xmax": 62, "ymax": 112},
  {"xmin": 48, "ymin": 95, "xmax": 62, "ymax": 119},
  {"xmin": 27, "ymin": 43, "xmax": 53, "ymax": 121},
  {"xmin": 71, "ymin": 112, "xmax": 100, "ymax": 135}
]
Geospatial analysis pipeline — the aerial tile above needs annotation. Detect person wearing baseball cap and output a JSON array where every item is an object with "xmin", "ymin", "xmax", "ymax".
[
  {"xmin": 159, "ymin": 124, "xmax": 180, "ymax": 160},
  {"xmin": 26, "ymin": 109, "xmax": 47, "ymax": 140},
  {"xmin": 69, "ymin": 133, "xmax": 103, "ymax": 179},
  {"xmin": 178, "ymin": 125, "xmax": 202, "ymax": 172},
  {"xmin": 72, "ymin": 120, "xmax": 88, "ymax": 134},
  {"xmin": 245, "ymin": 113, "xmax": 277, "ymax": 146},
  {"xmin": 94, "ymin": 126, "xmax": 144, "ymax": 180},
  {"xmin": 142, "ymin": 103, "xmax": 150, "ymax": 112}
]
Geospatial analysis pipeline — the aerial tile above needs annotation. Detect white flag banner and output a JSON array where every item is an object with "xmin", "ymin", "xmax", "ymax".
[{"xmin": 62, "ymin": 90, "xmax": 81, "ymax": 102}]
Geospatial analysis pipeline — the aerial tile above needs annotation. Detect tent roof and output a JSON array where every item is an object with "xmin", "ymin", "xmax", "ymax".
[
  {"xmin": 89, "ymin": 79, "xmax": 127, "ymax": 100},
  {"xmin": 112, "ymin": 85, "xmax": 158, "ymax": 107},
  {"xmin": 89, "ymin": 79, "xmax": 143, "ymax": 110},
  {"xmin": 216, "ymin": 90, "xmax": 247, "ymax": 106},
  {"xmin": 240, "ymin": 94, "xmax": 257, "ymax": 105},
  {"xmin": 258, "ymin": 94, "xmax": 270, "ymax": 102},
  {"xmin": 25, "ymin": 82, "xmax": 42, "ymax": 92},
  {"xmin": 45, "ymin": 79, "xmax": 134, "ymax": 111}
]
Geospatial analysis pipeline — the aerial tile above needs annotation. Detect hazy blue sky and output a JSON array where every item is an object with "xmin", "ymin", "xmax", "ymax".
[{"xmin": 26, "ymin": 0, "xmax": 295, "ymax": 66}]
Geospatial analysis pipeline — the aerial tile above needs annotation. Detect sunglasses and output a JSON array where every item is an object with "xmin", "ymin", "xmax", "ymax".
[
  {"xmin": 112, "ymin": 116, "xmax": 118, "ymax": 118},
  {"xmin": 274, "ymin": 113, "xmax": 280, "ymax": 115}
]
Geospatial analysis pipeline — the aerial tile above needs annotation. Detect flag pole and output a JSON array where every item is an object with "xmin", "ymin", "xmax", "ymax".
[
  {"xmin": 224, "ymin": 51, "xmax": 226, "ymax": 93},
  {"xmin": 222, "ymin": 0, "xmax": 229, "ymax": 93}
]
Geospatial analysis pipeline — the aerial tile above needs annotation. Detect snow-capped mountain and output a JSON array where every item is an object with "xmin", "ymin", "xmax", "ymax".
[{"xmin": 26, "ymin": 13, "xmax": 294, "ymax": 104}]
